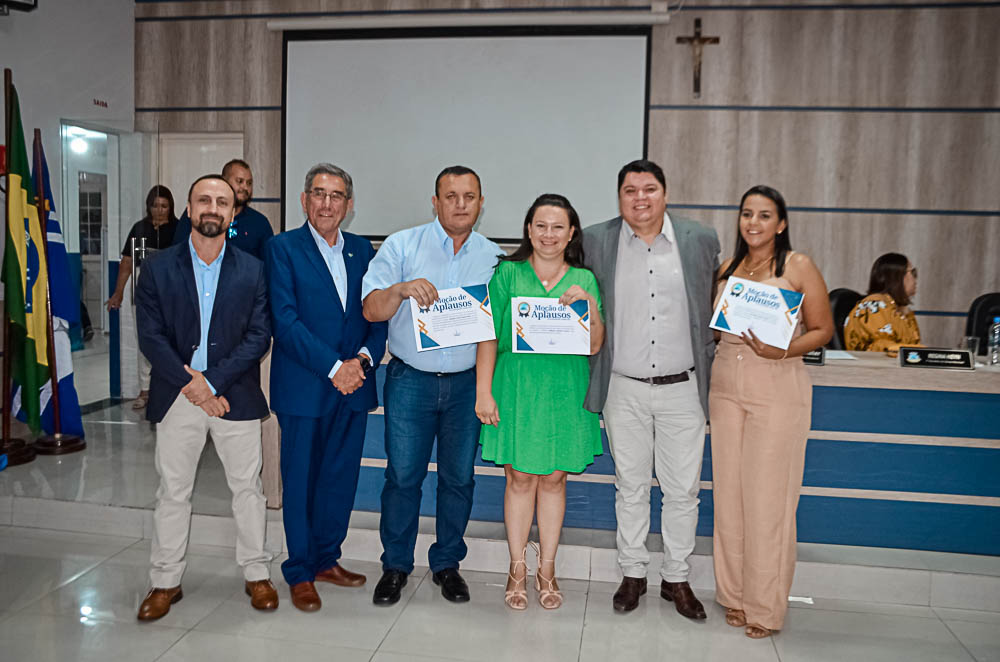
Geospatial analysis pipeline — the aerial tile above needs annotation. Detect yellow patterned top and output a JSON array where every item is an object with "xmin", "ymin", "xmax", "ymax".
[{"xmin": 844, "ymin": 293, "xmax": 922, "ymax": 353}]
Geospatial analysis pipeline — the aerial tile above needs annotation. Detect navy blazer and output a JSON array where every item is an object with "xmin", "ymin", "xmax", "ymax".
[
  {"xmin": 136, "ymin": 242, "xmax": 271, "ymax": 423},
  {"xmin": 266, "ymin": 225, "xmax": 387, "ymax": 417}
]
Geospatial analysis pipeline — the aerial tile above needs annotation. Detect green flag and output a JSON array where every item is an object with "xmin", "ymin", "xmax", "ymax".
[{"xmin": 3, "ymin": 85, "xmax": 50, "ymax": 433}]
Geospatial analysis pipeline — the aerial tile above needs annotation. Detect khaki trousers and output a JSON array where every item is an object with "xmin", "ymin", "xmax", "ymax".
[
  {"xmin": 709, "ymin": 341, "xmax": 811, "ymax": 630},
  {"xmin": 138, "ymin": 350, "xmax": 151, "ymax": 391},
  {"xmin": 603, "ymin": 372, "xmax": 706, "ymax": 582},
  {"xmin": 150, "ymin": 394, "xmax": 270, "ymax": 587}
]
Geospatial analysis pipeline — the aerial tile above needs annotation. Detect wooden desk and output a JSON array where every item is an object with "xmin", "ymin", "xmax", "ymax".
[{"xmin": 808, "ymin": 350, "xmax": 1000, "ymax": 394}]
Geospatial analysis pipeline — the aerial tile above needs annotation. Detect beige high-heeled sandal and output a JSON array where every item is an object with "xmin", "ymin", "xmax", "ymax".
[
  {"xmin": 745, "ymin": 623, "xmax": 773, "ymax": 639},
  {"xmin": 725, "ymin": 608, "xmax": 747, "ymax": 627},
  {"xmin": 504, "ymin": 547, "xmax": 528, "ymax": 610},
  {"xmin": 529, "ymin": 542, "xmax": 562, "ymax": 610}
]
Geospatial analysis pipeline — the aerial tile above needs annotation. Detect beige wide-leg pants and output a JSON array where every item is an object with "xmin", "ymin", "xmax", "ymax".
[
  {"xmin": 709, "ymin": 340, "xmax": 811, "ymax": 630},
  {"xmin": 603, "ymin": 372, "xmax": 706, "ymax": 583},
  {"xmin": 150, "ymin": 394, "xmax": 270, "ymax": 588}
]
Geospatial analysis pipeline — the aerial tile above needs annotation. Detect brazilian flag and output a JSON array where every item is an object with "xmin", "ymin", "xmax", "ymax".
[{"xmin": 3, "ymin": 85, "xmax": 50, "ymax": 433}]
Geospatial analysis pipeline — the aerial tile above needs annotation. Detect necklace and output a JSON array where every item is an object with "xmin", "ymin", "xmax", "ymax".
[
  {"xmin": 743, "ymin": 255, "xmax": 774, "ymax": 277},
  {"xmin": 534, "ymin": 261, "xmax": 568, "ymax": 289}
]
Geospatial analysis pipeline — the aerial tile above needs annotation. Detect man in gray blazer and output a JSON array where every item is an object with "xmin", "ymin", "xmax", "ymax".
[{"xmin": 583, "ymin": 160, "xmax": 719, "ymax": 616}]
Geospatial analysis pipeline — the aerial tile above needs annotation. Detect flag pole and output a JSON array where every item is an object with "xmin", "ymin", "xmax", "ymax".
[
  {"xmin": 1, "ymin": 68, "xmax": 36, "ymax": 465},
  {"xmin": 31, "ymin": 128, "xmax": 84, "ymax": 455}
]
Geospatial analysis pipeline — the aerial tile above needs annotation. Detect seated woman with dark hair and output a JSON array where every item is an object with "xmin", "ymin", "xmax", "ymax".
[{"xmin": 844, "ymin": 252, "xmax": 921, "ymax": 354}]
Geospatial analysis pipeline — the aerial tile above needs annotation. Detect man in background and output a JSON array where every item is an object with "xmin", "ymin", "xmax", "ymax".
[{"xmin": 174, "ymin": 158, "xmax": 274, "ymax": 259}]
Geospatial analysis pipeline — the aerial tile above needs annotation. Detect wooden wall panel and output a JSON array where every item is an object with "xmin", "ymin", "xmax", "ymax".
[
  {"xmin": 243, "ymin": 110, "xmax": 283, "ymax": 198},
  {"xmin": 245, "ymin": 19, "xmax": 284, "ymax": 106},
  {"xmin": 649, "ymin": 110, "xmax": 1000, "ymax": 210},
  {"xmin": 136, "ymin": 20, "xmax": 249, "ymax": 108},
  {"xmin": 651, "ymin": 6, "xmax": 1000, "ymax": 107}
]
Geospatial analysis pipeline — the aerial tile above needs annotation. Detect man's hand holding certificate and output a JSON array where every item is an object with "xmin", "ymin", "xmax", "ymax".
[
  {"xmin": 710, "ymin": 277, "xmax": 804, "ymax": 350},
  {"xmin": 511, "ymin": 296, "xmax": 591, "ymax": 355},
  {"xmin": 410, "ymin": 285, "xmax": 496, "ymax": 351}
]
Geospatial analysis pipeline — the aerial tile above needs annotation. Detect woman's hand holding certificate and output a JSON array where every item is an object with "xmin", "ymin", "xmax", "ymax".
[
  {"xmin": 710, "ymin": 276, "xmax": 804, "ymax": 351},
  {"xmin": 511, "ymin": 293, "xmax": 592, "ymax": 355}
]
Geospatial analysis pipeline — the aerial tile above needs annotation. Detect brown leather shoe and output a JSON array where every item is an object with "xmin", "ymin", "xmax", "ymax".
[
  {"xmin": 660, "ymin": 580, "xmax": 706, "ymax": 620},
  {"xmin": 137, "ymin": 586, "xmax": 182, "ymax": 621},
  {"xmin": 612, "ymin": 577, "xmax": 647, "ymax": 612},
  {"xmin": 245, "ymin": 579, "xmax": 279, "ymax": 610},
  {"xmin": 289, "ymin": 581, "xmax": 321, "ymax": 612},
  {"xmin": 315, "ymin": 564, "xmax": 367, "ymax": 587}
]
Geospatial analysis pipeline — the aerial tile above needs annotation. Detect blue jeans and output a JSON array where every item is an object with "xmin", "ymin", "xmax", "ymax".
[{"xmin": 379, "ymin": 358, "xmax": 480, "ymax": 574}]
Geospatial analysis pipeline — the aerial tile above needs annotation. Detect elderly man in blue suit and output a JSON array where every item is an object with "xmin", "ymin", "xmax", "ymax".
[
  {"xmin": 136, "ymin": 174, "xmax": 276, "ymax": 621},
  {"xmin": 267, "ymin": 163, "xmax": 388, "ymax": 612}
]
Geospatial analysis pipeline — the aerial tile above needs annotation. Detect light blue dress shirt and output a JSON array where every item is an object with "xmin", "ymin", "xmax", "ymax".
[
  {"xmin": 305, "ymin": 222, "xmax": 369, "ymax": 378},
  {"xmin": 361, "ymin": 218, "xmax": 503, "ymax": 373},
  {"xmin": 189, "ymin": 238, "xmax": 225, "ymax": 394}
]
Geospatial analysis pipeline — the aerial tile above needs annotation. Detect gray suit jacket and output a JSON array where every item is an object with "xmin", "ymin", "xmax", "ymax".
[{"xmin": 583, "ymin": 214, "xmax": 720, "ymax": 418}]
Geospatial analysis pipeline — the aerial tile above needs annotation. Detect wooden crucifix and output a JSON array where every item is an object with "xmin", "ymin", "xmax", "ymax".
[{"xmin": 676, "ymin": 18, "xmax": 720, "ymax": 99}]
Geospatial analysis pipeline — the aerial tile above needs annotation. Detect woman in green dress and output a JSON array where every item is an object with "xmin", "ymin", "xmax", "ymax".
[{"xmin": 475, "ymin": 194, "xmax": 604, "ymax": 610}]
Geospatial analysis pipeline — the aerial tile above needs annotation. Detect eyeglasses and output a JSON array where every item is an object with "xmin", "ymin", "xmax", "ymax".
[{"xmin": 308, "ymin": 188, "xmax": 348, "ymax": 203}]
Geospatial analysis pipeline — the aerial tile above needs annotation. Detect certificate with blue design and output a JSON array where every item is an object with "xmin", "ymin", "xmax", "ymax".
[
  {"xmin": 510, "ymin": 296, "xmax": 591, "ymax": 355},
  {"xmin": 409, "ymin": 285, "xmax": 495, "ymax": 352},
  {"xmin": 710, "ymin": 277, "xmax": 804, "ymax": 350}
]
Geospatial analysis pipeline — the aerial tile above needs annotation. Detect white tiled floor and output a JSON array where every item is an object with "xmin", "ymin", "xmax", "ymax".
[
  {"xmin": 3, "ymin": 346, "xmax": 999, "ymax": 662},
  {"xmin": 1, "ymin": 525, "xmax": 997, "ymax": 662}
]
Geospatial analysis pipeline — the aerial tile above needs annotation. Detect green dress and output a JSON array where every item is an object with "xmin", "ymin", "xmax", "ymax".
[{"xmin": 479, "ymin": 260, "xmax": 604, "ymax": 475}]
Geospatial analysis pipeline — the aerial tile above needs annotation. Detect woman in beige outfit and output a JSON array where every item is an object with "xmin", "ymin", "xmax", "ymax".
[{"xmin": 709, "ymin": 186, "xmax": 833, "ymax": 638}]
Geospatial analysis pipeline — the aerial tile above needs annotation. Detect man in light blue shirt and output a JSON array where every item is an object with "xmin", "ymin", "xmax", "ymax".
[
  {"xmin": 137, "ymin": 174, "xmax": 275, "ymax": 620},
  {"xmin": 362, "ymin": 166, "xmax": 502, "ymax": 605},
  {"xmin": 187, "ymin": 239, "xmax": 225, "ymax": 392}
]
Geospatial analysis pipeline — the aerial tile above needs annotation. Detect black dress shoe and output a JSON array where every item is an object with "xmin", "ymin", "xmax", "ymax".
[
  {"xmin": 373, "ymin": 570, "xmax": 408, "ymax": 606},
  {"xmin": 660, "ymin": 580, "xmax": 707, "ymax": 620},
  {"xmin": 432, "ymin": 568, "xmax": 470, "ymax": 603},
  {"xmin": 612, "ymin": 576, "xmax": 647, "ymax": 612}
]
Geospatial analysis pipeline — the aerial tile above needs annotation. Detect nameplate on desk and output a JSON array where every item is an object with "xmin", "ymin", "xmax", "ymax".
[
  {"xmin": 899, "ymin": 347, "xmax": 973, "ymax": 370},
  {"xmin": 802, "ymin": 347, "xmax": 825, "ymax": 366}
]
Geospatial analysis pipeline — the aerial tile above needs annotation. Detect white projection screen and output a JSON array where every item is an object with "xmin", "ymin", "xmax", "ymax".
[{"xmin": 283, "ymin": 28, "xmax": 649, "ymax": 240}]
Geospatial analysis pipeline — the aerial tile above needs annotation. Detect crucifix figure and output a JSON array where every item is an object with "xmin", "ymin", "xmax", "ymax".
[{"xmin": 676, "ymin": 18, "xmax": 719, "ymax": 99}]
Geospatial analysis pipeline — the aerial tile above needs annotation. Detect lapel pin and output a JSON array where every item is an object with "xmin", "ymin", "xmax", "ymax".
[{"xmin": 347, "ymin": 252, "xmax": 353, "ymax": 258}]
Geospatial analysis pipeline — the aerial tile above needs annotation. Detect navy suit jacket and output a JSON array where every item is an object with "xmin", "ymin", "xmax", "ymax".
[
  {"xmin": 266, "ymin": 225, "xmax": 387, "ymax": 417},
  {"xmin": 136, "ymin": 242, "xmax": 271, "ymax": 423}
]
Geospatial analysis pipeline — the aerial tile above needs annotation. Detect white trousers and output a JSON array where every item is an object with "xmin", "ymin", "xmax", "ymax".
[
  {"xmin": 138, "ymin": 350, "xmax": 151, "ymax": 391},
  {"xmin": 150, "ymin": 394, "xmax": 270, "ymax": 587},
  {"xmin": 603, "ymin": 372, "xmax": 706, "ymax": 582}
]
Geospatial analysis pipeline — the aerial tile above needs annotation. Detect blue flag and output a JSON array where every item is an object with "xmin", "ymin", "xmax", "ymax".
[{"xmin": 12, "ymin": 137, "xmax": 85, "ymax": 439}]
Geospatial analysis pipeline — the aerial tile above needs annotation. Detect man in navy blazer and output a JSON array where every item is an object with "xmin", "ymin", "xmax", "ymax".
[
  {"xmin": 136, "ymin": 174, "xmax": 277, "ymax": 621},
  {"xmin": 267, "ymin": 163, "xmax": 387, "ymax": 612}
]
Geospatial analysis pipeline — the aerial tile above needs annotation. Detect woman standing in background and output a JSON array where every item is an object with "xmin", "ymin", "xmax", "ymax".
[{"xmin": 106, "ymin": 185, "xmax": 179, "ymax": 409}]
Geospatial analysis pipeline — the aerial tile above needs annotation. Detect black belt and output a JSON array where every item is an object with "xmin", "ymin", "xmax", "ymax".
[{"xmin": 623, "ymin": 367, "xmax": 694, "ymax": 386}]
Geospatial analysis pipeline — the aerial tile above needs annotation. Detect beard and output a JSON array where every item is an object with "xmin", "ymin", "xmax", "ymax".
[
  {"xmin": 236, "ymin": 190, "xmax": 252, "ymax": 207},
  {"xmin": 194, "ymin": 214, "xmax": 225, "ymax": 238}
]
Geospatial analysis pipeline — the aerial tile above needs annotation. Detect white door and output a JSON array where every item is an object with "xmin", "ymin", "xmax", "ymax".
[{"xmin": 156, "ymin": 133, "xmax": 244, "ymax": 210}]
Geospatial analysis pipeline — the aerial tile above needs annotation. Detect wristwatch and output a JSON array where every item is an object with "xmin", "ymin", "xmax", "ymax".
[{"xmin": 357, "ymin": 354, "xmax": 373, "ymax": 374}]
